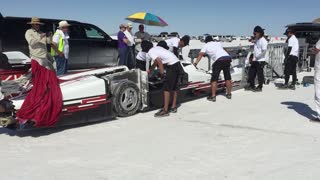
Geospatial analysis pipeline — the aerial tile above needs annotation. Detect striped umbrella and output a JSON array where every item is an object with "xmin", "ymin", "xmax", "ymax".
[{"xmin": 126, "ymin": 12, "xmax": 168, "ymax": 27}]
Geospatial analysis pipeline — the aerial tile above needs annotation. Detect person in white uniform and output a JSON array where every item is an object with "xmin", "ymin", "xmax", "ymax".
[
  {"xmin": 281, "ymin": 29, "xmax": 299, "ymax": 90},
  {"xmin": 142, "ymin": 41, "xmax": 183, "ymax": 117},
  {"xmin": 313, "ymin": 39, "xmax": 320, "ymax": 120},
  {"xmin": 165, "ymin": 35, "xmax": 190, "ymax": 58},
  {"xmin": 193, "ymin": 36, "xmax": 232, "ymax": 102},
  {"xmin": 246, "ymin": 26, "xmax": 268, "ymax": 92}
]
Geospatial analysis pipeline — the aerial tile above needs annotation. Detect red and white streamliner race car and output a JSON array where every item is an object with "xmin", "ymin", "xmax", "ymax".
[{"xmin": 0, "ymin": 51, "xmax": 244, "ymax": 131}]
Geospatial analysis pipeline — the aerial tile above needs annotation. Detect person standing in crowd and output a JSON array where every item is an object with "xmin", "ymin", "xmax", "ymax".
[
  {"xmin": 17, "ymin": 17, "xmax": 62, "ymax": 128},
  {"xmin": 165, "ymin": 35, "xmax": 190, "ymax": 59},
  {"xmin": 246, "ymin": 26, "xmax": 268, "ymax": 92},
  {"xmin": 134, "ymin": 24, "xmax": 151, "ymax": 52},
  {"xmin": 193, "ymin": 36, "xmax": 232, "ymax": 102},
  {"xmin": 118, "ymin": 24, "xmax": 129, "ymax": 66},
  {"xmin": 313, "ymin": 39, "xmax": 320, "ymax": 121},
  {"xmin": 135, "ymin": 24, "xmax": 151, "ymax": 41},
  {"xmin": 124, "ymin": 23, "xmax": 135, "ymax": 69},
  {"xmin": 51, "ymin": 21, "xmax": 71, "ymax": 76},
  {"xmin": 142, "ymin": 41, "xmax": 183, "ymax": 117},
  {"xmin": 280, "ymin": 29, "xmax": 299, "ymax": 90}
]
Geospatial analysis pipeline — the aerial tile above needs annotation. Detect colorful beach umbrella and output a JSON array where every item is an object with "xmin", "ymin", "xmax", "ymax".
[{"xmin": 126, "ymin": 12, "xmax": 168, "ymax": 27}]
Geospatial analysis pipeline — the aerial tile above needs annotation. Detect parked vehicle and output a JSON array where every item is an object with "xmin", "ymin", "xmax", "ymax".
[
  {"xmin": 200, "ymin": 34, "xmax": 211, "ymax": 42},
  {"xmin": 0, "ymin": 13, "xmax": 119, "ymax": 70},
  {"xmin": 152, "ymin": 32, "xmax": 169, "ymax": 42},
  {"xmin": 212, "ymin": 35, "xmax": 220, "ymax": 41},
  {"xmin": 240, "ymin": 36, "xmax": 247, "ymax": 41},
  {"xmin": 225, "ymin": 35, "xmax": 231, "ymax": 42},
  {"xmin": 168, "ymin": 32, "xmax": 180, "ymax": 38}
]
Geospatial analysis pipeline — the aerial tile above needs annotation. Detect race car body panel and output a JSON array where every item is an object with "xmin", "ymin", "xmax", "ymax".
[{"xmin": 0, "ymin": 51, "xmax": 244, "ymax": 130}]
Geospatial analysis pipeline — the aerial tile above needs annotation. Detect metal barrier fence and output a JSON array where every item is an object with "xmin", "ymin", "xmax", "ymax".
[{"xmin": 188, "ymin": 42, "xmax": 310, "ymax": 83}]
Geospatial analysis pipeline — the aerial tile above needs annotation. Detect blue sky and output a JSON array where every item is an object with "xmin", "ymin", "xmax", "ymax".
[{"xmin": 1, "ymin": 0, "xmax": 318, "ymax": 36}]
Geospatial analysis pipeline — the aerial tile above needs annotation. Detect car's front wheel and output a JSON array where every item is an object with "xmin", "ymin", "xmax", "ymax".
[{"xmin": 112, "ymin": 81, "xmax": 141, "ymax": 117}]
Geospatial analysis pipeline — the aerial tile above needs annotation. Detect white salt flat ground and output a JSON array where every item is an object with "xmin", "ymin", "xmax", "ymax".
[{"xmin": 1, "ymin": 71, "xmax": 320, "ymax": 180}]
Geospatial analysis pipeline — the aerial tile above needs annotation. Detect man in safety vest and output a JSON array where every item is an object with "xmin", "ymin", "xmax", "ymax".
[{"xmin": 51, "ymin": 21, "xmax": 71, "ymax": 76}]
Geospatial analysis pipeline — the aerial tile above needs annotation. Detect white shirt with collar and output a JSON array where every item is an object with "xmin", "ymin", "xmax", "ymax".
[
  {"xmin": 200, "ymin": 42, "xmax": 230, "ymax": 65},
  {"xmin": 52, "ymin": 29, "xmax": 70, "ymax": 59},
  {"xmin": 165, "ymin": 37, "xmax": 180, "ymax": 53},
  {"xmin": 288, "ymin": 35, "xmax": 299, "ymax": 57},
  {"xmin": 148, "ymin": 46, "xmax": 179, "ymax": 65},
  {"xmin": 124, "ymin": 30, "xmax": 135, "ymax": 47},
  {"xmin": 254, "ymin": 37, "xmax": 268, "ymax": 62},
  {"xmin": 136, "ymin": 51, "xmax": 147, "ymax": 61},
  {"xmin": 315, "ymin": 39, "xmax": 320, "ymax": 69}
]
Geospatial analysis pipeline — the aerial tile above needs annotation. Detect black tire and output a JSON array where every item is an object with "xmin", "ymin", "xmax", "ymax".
[{"xmin": 112, "ymin": 81, "xmax": 141, "ymax": 117}]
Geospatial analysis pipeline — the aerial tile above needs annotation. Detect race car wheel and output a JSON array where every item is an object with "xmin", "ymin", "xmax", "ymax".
[{"xmin": 113, "ymin": 81, "xmax": 141, "ymax": 117}]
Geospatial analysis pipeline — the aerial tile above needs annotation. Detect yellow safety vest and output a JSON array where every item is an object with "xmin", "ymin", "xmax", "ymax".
[{"xmin": 51, "ymin": 32, "xmax": 64, "ymax": 57}]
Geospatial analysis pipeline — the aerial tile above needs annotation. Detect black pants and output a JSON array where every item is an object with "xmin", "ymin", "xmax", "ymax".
[
  {"xmin": 127, "ymin": 46, "xmax": 136, "ymax": 70},
  {"xmin": 211, "ymin": 59, "xmax": 232, "ymax": 82},
  {"xmin": 136, "ymin": 59, "xmax": 146, "ymax": 71},
  {"xmin": 248, "ymin": 61, "xmax": 266, "ymax": 88},
  {"xmin": 284, "ymin": 55, "xmax": 298, "ymax": 85},
  {"xmin": 164, "ymin": 62, "xmax": 183, "ymax": 91}
]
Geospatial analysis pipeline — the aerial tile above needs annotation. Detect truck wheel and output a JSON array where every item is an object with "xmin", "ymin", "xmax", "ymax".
[{"xmin": 113, "ymin": 81, "xmax": 141, "ymax": 117}]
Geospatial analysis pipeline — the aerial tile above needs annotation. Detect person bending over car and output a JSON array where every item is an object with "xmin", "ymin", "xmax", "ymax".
[
  {"xmin": 142, "ymin": 41, "xmax": 183, "ymax": 117},
  {"xmin": 165, "ymin": 35, "xmax": 190, "ymax": 59},
  {"xmin": 193, "ymin": 36, "xmax": 232, "ymax": 102}
]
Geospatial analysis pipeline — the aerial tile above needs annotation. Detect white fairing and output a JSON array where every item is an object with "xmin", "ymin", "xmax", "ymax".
[
  {"xmin": 60, "ymin": 76, "xmax": 106, "ymax": 105},
  {"xmin": 2, "ymin": 51, "xmax": 31, "ymax": 64},
  {"xmin": 182, "ymin": 61, "xmax": 243, "ymax": 82},
  {"xmin": 10, "ymin": 67, "xmax": 129, "ymax": 110}
]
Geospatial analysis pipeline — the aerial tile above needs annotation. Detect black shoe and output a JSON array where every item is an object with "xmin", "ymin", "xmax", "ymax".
[
  {"xmin": 278, "ymin": 84, "xmax": 289, "ymax": 90},
  {"xmin": 253, "ymin": 87, "xmax": 263, "ymax": 92},
  {"xmin": 226, "ymin": 94, "xmax": 232, "ymax": 100},
  {"xmin": 154, "ymin": 109, "xmax": 170, "ymax": 117},
  {"xmin": 245, "ymin": 86, "xmax": 255, "ymax": 91},
  {"xmin": 288, "ymin": 85, "xmax": 296, "ymax": 90},
  {"xmin": 207, "ymin": 96, "xmax": 216, "ymax": 102},
  {"xmin": 170, "ymin": 107, "xmax": 178, "ymax": 113},
  {"xmin": 310, "ymin": 117, "xmax": 320, "ymax": 122}
]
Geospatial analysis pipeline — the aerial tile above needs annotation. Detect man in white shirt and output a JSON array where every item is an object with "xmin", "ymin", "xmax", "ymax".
[
  {"xmin": 124, "ymin": 23, "xmax": 135, "ymax": 69},
  {"xmin": 313, "ymin": 39, "xmax": 320, "ymax": 120},
  {"xmin": 51, "ymin": 21, "xmax": 71, "ymax": 76},
  {"xmin": 142, "ymin": 41, "xmax": 183, "ymax": 117},
  {"xmin": 281, "ymin": 29, "xmax": 299, "ymax": 90},
  {"xmin": 193, "ymin": 36, "xmax": 232, "ymax": 102},
  {"xmin": 246, "ymin": 26, "xmax": 268, "ymax": 92},
  {"xmin": 165, "ymin": 35, "xmax": 190, "ymax": 59}
]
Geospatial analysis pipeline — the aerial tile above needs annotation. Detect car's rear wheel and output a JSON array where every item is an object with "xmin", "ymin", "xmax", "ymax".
[{"xmin": 113, "ymin": 81, "xmax": 141, "ymax": 117}]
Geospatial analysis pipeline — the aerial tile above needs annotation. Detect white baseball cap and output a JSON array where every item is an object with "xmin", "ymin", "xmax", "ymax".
[{"xmin": 58, "ymin": 21, "xmax": 71, "ymax": 29}]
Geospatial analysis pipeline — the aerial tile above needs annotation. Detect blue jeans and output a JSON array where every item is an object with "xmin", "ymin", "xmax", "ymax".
[
  {"xmin": 118, "ymin": 47, "xmax": 129, "ymax": 66},
  {"xmin": 55, "ymin": 56, "xmax": 68, "ymax": 76}
]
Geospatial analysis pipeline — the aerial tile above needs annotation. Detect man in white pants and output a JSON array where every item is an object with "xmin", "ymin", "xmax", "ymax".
[{"xmin": 313, "ymin": 39, "xmax": 320, "ymax": 120}]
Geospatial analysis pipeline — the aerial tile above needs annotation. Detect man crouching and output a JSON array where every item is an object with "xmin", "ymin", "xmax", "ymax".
[{"xmin": 142, "ymin": 41, "xmax": 183, "ymax": 117}]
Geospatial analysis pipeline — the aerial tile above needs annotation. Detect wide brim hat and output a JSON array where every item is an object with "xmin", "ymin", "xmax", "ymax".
[
  {"xmin": 27, "ymin": 17, "xmax": 44, "ymax": 25},
  {"xmin": 58, "ymin": 21, "xmax": 71, "ymax": 28}
]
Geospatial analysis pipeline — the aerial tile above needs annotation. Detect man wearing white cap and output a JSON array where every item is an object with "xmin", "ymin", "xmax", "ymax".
[
  {"xmin": 124, "ymin": 23, "xmax": 135, "ymax": 69},
  {"xmin": 51, "ymin": 21, "xmax": 71, "ymax": 76}
]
